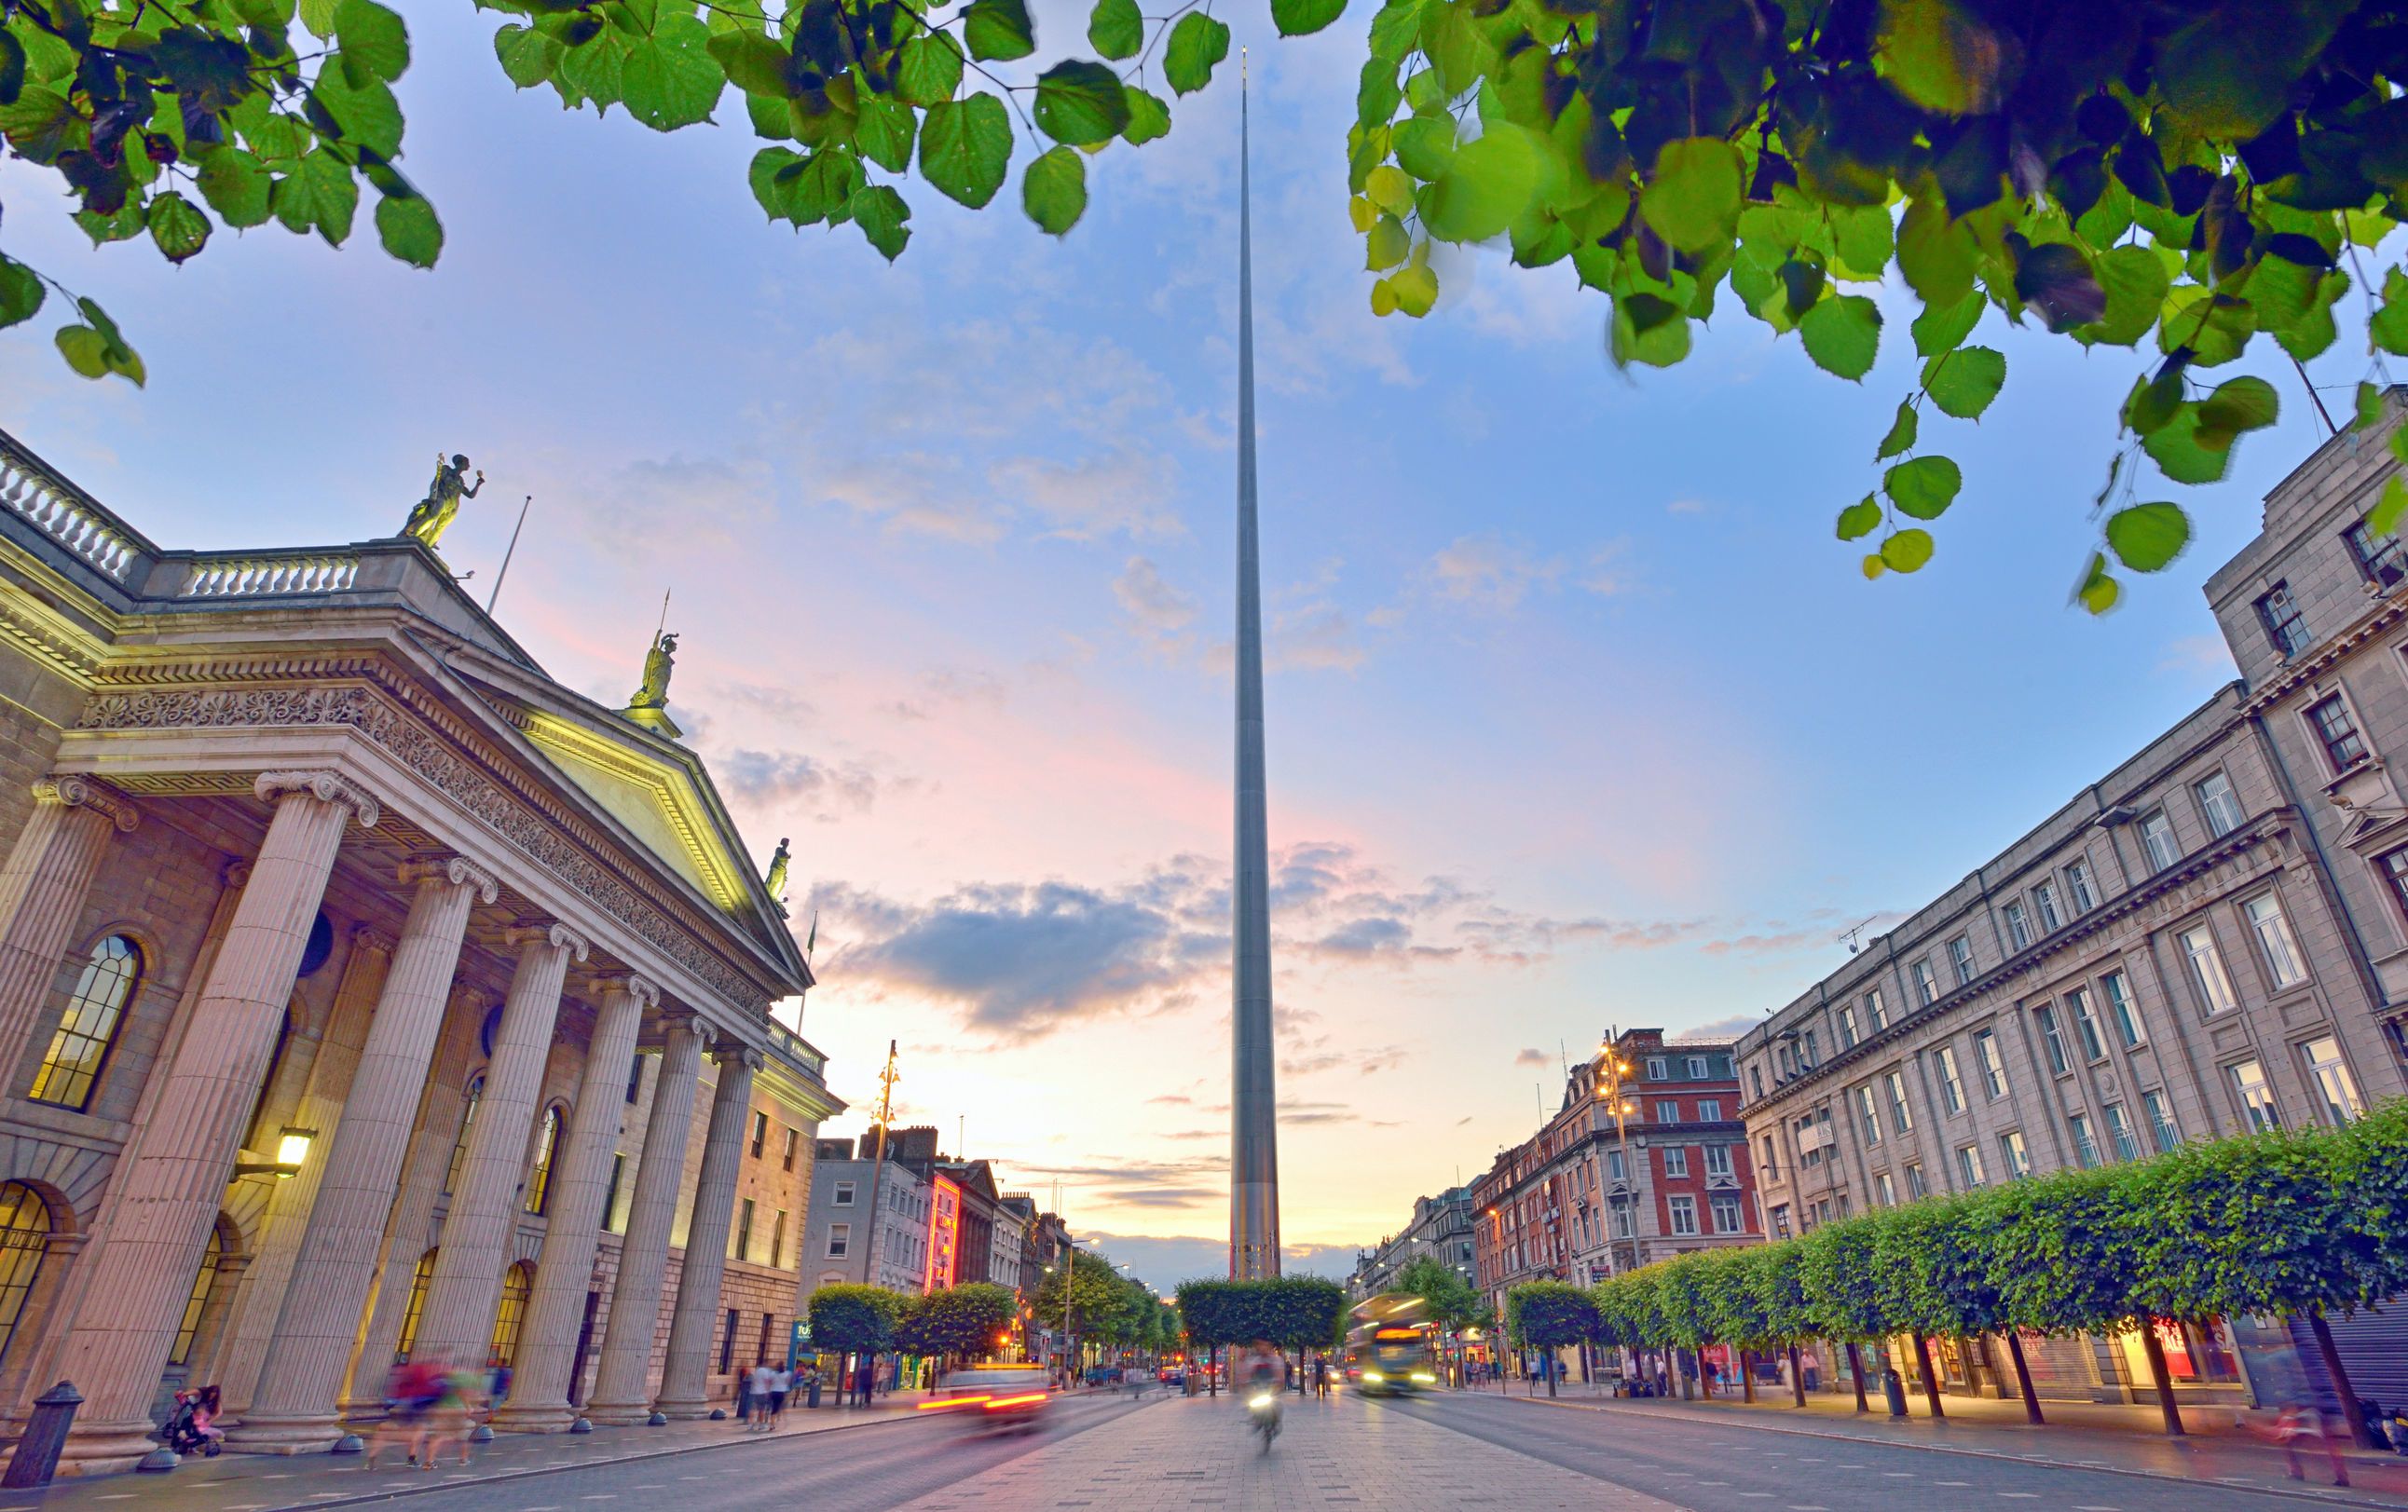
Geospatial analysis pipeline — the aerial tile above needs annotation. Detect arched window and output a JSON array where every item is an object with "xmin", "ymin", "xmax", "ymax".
[
  {"xmin": 0, "ymin": 1183, "xmax": 52, "ymax": 1364},
  {"xmin": 171, "ymin": 1225, "xmax": 224, "ymax": 1365},
  {"xmin": 397, "ymin": 1247, "xmax": 437, "ymax": 1362},
  {"xmin": 523, "ymin": 1105, "xmax": 563, "ymax": 1216},
  {"xmin": 489, "ymin": 1260, "xmax": 534, "ymax": 1366},
  {"xmin": 445, "ymin": 1077, "xmax": 484, "ymax": 1194},
  {"xmin": 31, "ymin": 935, "xmax": 141, "ymax": 1110}
]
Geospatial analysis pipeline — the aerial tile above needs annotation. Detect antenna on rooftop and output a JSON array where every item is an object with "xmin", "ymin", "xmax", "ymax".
[{"xmin": 1837, "ymin": 918, "xmax": 1876, "ymax": 954}]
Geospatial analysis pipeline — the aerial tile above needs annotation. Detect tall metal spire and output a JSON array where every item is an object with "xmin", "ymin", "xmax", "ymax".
[{"xmin": 1229, "ymin": 48, "xmax": 1281, "ymax": 1281}]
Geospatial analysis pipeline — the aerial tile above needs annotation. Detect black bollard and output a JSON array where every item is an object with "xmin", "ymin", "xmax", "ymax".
[{"xmin": 3, "ymin": 1382, "xmax": 82, "ymax": 1488}]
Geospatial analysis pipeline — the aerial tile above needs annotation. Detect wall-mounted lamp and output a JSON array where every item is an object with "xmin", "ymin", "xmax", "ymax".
[{"xmin": 234, "ymin": 1126, "xmax": 317, "ymax": 1178}]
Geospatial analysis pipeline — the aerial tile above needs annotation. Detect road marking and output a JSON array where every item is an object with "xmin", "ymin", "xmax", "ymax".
[
  {"xmin": 2000, "ymin": 1494, "xmax": 2040, "ymax": 1500},
  {"xmin": 2073, "ymin": 1505, "xmax": 2120, "ymax": 1510},
  {"xmin": 1936, "ymin": 1481, "xmax": 1971, "ymax": 1488},
  {"xmin": 1881, "ymin": 1472, "xmax": 1915, "ymax": 1478}
]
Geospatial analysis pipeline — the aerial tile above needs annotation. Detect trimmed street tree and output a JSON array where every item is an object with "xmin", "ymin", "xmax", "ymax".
[
  {"xmin": 897, "ymin": 1281, "xmax": 1019, "ymax": 1369},
  {"xmin": 809, "ymin": 1283, "xmax": 902, "ymax": 1398},
  {"xmin": 1504, "ymin": 1280, "xmax": 1594, "ymax": 1398}
]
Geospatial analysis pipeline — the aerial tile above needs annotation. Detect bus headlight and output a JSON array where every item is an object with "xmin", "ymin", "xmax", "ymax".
[
  {"xmin": 1410, "ymin": 1372, "xmax": 1436, "ymax": 1383},
  {"xmin": 1361, "ymin": 1370, "xmax": 1385, "ymax": 1383}
]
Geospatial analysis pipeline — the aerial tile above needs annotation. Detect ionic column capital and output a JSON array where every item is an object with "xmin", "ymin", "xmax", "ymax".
[
  {"xmin": 399, "ymin": 853, "xmax": 500, "ymax": 906},
  {"xmin": 254, "ymin": 770, "xmax": 380, "ymax": 830},
  {"xmin": 659, "ymin": 1009, "xmax": 710, "ymax": 1050},
  {"xmin": 504, "ymin": 919, "xmax": 590, "ymax": 963},
  {"xmin": 712, "ymin": 1042, "xmax": 765, "ymax": 1073},
  {"xmin": 32, "ymin": 774, "xmax": 140, "ymax": 833},
  {"xmin": 348, "ymin": 923, "xmax": 399, "ymax": 956},
  {"xmin": 222, "ymin": 858, "xmax": 253, "ymax": 892},
  {"xmin": 597, "ymin": 974, "xmax": 662, "ymax": 1011}
]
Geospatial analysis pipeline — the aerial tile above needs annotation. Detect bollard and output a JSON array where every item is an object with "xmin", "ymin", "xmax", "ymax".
[
  {"xmin": 3, "ymin": 1382, "xmax": 82, "ymax": 1489},
  {"xmin": 1883, "ymin": 1369, "xmax": 1909, "ymax": 1418},
  {"xmin": 806, "ymin": 1379, "xmax": 822, "ymax": 1410}
]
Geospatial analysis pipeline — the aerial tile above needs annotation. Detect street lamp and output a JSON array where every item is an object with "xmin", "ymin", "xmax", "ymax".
[{"xmin": 233, "ymin": 1126, "xmax": 316, "ymax": 1178}]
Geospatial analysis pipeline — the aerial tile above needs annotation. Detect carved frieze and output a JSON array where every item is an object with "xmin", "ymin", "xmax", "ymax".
[{"xmin": 81, "ymin": 682, "xmax": 773, "ymax": 1014}]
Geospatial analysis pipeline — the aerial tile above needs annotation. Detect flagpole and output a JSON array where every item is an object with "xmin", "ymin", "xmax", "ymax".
[{"xmin": 485, "ymin": 495, "xmax": 532, "ymax": 614}]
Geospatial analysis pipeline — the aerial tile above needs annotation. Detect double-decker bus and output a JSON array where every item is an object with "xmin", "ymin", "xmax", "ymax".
[{"xmin": 1344, "ymin": 1292, "xmax": 1438, "ymax": 1396}]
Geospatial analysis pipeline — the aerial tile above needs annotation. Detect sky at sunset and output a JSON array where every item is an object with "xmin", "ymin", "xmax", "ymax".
[{"xmin": 0, "ymin": 4, "xmax": 2371, "ymax": 1292}]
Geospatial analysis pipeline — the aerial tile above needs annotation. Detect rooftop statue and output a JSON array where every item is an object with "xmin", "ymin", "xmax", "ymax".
[
  {"xmin": 764, "ymin": 838, "xmax": 790, "ymax": 901},
  {"xmin": 630, "ymin": 631, "xmax": 677, "ymax": 711},
  {"xmin": 403, "ymin": 453, "xmax": 484, "ymax": 551}
]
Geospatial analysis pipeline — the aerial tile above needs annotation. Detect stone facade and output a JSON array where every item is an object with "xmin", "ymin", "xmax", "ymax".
[
  {"xmin": 1347, "ymin": 1187, "xmax": 1474, "ymax": 1301},
  {"xmin": 0, "ymin": 431, "xmax": 842, "ymax": 1470},
  {"xmin": 1738, "ymin": 409, "xmax": 2408, "ymax": 1406}
]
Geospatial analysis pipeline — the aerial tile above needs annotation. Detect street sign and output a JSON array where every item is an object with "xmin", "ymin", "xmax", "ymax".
[{"xmin": 787, "ymin": 1316, "xmax": 813, "ymax": 1369}]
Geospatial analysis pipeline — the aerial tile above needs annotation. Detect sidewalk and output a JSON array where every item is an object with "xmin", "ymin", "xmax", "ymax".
[
  {"xmin": 1497, "ymin": 1382, "xmax": 2408, "ymax": 1502},
  {"xmin": 0, "ymin": 1394, "xmax": 931, "ymax": 1512}
]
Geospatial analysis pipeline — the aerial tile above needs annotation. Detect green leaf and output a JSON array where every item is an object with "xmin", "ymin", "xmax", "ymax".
[
  {"xmin": 494, "ymin": 23, "xmax": 563, "ymax": 89},
  {"xmin": 920, "ymin": 93, "xmax": 1013, "ymax": 209},
  {"xmin": 964, "ymin": 0, "xmax": 1036, "ymax": 61},
  {"xmin": 1876, "ymin": 0, "xmax": 2009, "ymax": 116},
  {"xmin": 1798, "ymin": 293, "xmax": 1881, "ymax": 380},
  {"xmin": 2157, "ymin": 285, "xmax": 2255, "ymax": 367},
  {"xmin": 855, "ymin": 93, "xmax": 916, "ymax": 171},
  {"xmin": 1425, "ymin": 125, "xmax": 1540, "ymax": 243},
  {"xmin": 1881, "ymin": 527, "xmax": 1936, "ymax": 573},
  {"xmin": 1922, "ymin": 345, "xmax": 2004, "ymax": 418},
  {"xmin": 310, "ymin": 71, "xmax": 403, "ymax": 157},
  {"xmin": 271, "ymin": 148, "xmax": 359, "ymax": 244},
  {"xmin": 1609, "ymin": 293, "xmax": 1689, "ymax": 367},
  {"xmin": 54, "ymin": 323, "xmax": 111, "ymax": 379},
  {"xmin": 145, "ymin": 190, "xmax": 212, "ymax": 263},
  {"xmin": 1837, "ymin": 494, "xmax": 1883, "ymax": 540},
  {"xmin": 195, "ymin": 147, "xmax": 273, "ymax": 227},
  {"xmin": 705, "ymin": 29, "xmax": 790, "ymax": 97},
  {"xmin": 619, "ymin": 14, "xmax": 721, "ymax": 130},
  {"xmin": 1862, "ymin": 553, "xmax": 1888, "ymax": 580},
  {"xmin": 1884, "ymin": 455, "xmax": 1962, "ymax": 519},
  {"xmin": 1392, "ymin": 116, "xmax": 1456, "ymax": 182},
  {"xmin": 1389, "ymin": 262, "xmax": 1437, "ymax": 317},
  {"xmin": 1895, "ymin": 192, "xmax": 1976, "ymax": 306},
  {"xmin": 2196, "ymin": 375, "xmax": 2279, "ymax": 449},
  {"xmin": 334, "ymin": 0, "xmax": 408, "ymax": 83},
  {"xmin": 1022, "ymin": 144, "xmax": 1088, "ymax": 235},
  {"xmin": 1910, "ymin": 291, "xmax": 1983, "ymax": 359},
  {"xmin": 896, "ymin": 36, "xmax": 964, "ymax": 106},
  {"xmin": 1273, "ymin": 0, "xmax": 1348, "ymax": 36},
  {"xmin": 748, "ymin": 145, "xmax": 804, "ymax": 221},
  {"xmin": 2359, "ymin": 380, "xmax": 2387, "ymax": 432},
  {"xmin": 1033, "ymin": 60, "xmax": 1130, "ymax": 146},
  {"xmin": 1366, "ymin": 213, "xmax": 1409, "ymax": 270},
  {"xmin": 1163, "ymin": 13, "xmax": 1229, "ymax": 96},
  {"xmin": 2373, "ymin": 268, "xmax": 2408, "ymax": 356},
  {"xmin": 1365, "ymin": 164, "xmax": 1414, "ymax": 216},
  {"xmin": 2081, "ymin": 243, "xmax": 2170, "ymax": 347},
  {"xmin": 2371, "ymin": 476, "xmax": 2408, "ymax": 537},
  {"xmin": 1876, "ymin": 400, "xmax": 1918, "ymax": 460},
  {"xmin": 2103, "ymin": 501, "xmax": 2191, "ymax": 572},
  {"xmin": 374, "ymin": 191, "xmax": 441, "ymax": 266},
  {"xmin": 0, "ymin": 258, "xmax": 45, "ymax": 329},
  {"xmin": 1831, "ymin": 203, "xmax": 1894, "ymax": 279},
  {"xmin": 2141, "ymin": 404, "xmax": 2233, "ymax": 484},
  {"xmin": 0, "ymin": 32, "xmax": 23, "ymax": 107},
  {"xmin": 1640, "ymin": 138, "xmax": 1743, "ymax": 252},
  {"xmin": 848, "ymin": 184, "xmax": 910, "ymax": 260},
  {"xmin": 1368, "ymin": 0, "xmax": 1425, "ymax": 62},
  {"xmin": 1121, "ymin": 87, "xmax": 1170, "ymax": 145},
  {"xmin": 1088, "ymin": 0, "xmax": 1142, "ymax": 59},
  {"xmin": 2076, "ymin": 553, "xmax": 2120, "ymax": 614}
]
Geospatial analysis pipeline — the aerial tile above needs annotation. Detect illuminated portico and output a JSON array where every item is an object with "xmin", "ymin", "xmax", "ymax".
[{"xmin": 0, "ymin": 431, "xmax": 841, "ymax": 1473}]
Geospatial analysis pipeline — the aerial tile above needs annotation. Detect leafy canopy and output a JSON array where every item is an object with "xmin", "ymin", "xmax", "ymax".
[{"xmin": 16, "ymin": 0, "xmax": 2408, "ymax": 605}]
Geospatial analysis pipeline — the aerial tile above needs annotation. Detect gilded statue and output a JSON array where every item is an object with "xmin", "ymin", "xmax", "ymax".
[
  {"xmin": 764, "ymin": 837, "xmax": 790, "ymax": 900},
  {"xmin": 631, "ymin": 631, "xmax": 677, "ymax": 710},
  {"xmin": 403, "ymin": 453, "xmax": 485, "ymax": 550}
]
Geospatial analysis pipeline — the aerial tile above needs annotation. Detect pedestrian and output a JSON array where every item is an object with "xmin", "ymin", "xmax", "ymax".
[
  {"xmin": 1312, "ymin": 1355, "xmax": 1331, "ymax": 1399},
  {"xmin": 768, "ymin": 1363, "xmax": 792, "ymax": 1427},
  {"xmin": 855, "ymin": 1354, "xmax": 874, "ymax": 1407},
  {"xmin": 735, "ymin": 1362, "xmax": 753, "ymax": 1423},
  {"xmin": 2278, "ymin": 1401, "xmax": 2351, "ymax": 1487},
  {"xmin": 748, "ymin": 1361, "xmax": 776, "ymax": 1432}
]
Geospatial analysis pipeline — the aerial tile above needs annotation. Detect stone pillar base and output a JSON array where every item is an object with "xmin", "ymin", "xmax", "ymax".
[
  {"xmin": 223, "ymin": 1412, "xmax": 345, "ymax": 1454},
  {"xmin": 487, "ymin": 1403, "xmax": 577, "ymax": 1433},
  {"xmin": 581, "ymin": 1399, "xmax": 654, "ymax": 1426},
  {"xmin": 54, "ymin": 1419, "xmax": 169, "ymax": 1478},
  {"xmin": 651, "ymin": 1397, "xmax": 713, "ymax": 1422}
]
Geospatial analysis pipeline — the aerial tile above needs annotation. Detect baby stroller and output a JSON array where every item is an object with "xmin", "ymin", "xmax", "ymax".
[{"xmin": 160, "ymin": 1388, "xmax": 222, "ymax": 1457}]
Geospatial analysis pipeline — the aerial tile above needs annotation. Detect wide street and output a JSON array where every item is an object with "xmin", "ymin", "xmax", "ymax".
[{"xmin": 60, "ymin": 1389, "xmax": 2408, "ymax": 1512}]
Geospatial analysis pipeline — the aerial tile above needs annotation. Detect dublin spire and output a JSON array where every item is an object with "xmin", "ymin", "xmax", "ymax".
[{"xmin": 1229, "ymin": 50, "xmax": 1281, "ymax": 1281}]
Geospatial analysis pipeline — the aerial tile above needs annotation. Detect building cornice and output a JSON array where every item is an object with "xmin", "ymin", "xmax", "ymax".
[{"xmin": 2241, "ymin": 589, "xmax": 2408, "ymax": 718}]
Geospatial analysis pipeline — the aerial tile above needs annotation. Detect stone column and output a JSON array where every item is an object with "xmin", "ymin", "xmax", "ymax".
[
  {"xmin": 654, "ymin": 1043, "xmax": 759, "ymax": 1419},
  {"xmin": 54, "ymin": 770, "xmax": 376, "ymax": 1474},
  {"xmin": 215, "ymin": 925, "xmax": 397, "ymax": 1419},
  {"xmin": 338, "ymin": 991, "xmax": 483, "ymax": 1418},
  {"xmin": 492, "ymin": 974, "xmax": 656, "ymax": 1431},
  {"xmin": 0, "ymin": 776, "xmax": 138, "ymax": 1088},
  {"xmin": 584, "ymin": 1015, "xmax": 706, "ymax": 1424},
  {"xmin": 233, "ymin": 858, "xmax": 499, "ymax": 1450},
  {"xmin": 409, "ymin": 922, "xmax": 584, "ymax": 1370}
]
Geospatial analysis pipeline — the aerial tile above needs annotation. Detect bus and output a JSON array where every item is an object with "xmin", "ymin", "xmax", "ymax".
[{"xmin": 1345, "ymin": 1292, "xmax": 1439, "ymax": 1396}]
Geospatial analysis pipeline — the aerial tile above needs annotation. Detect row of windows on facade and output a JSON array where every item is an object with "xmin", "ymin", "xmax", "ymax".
[
  {"xmin": 1487, "ymin": 1189, "xmax": 1753, "ymax": 1271},
  {"xmin": 1638, "ymin": 1052, "xmax": 1731, "ymax": 1083},
  {"xmin": 1751, "ymin": 770, "xmax": 2277, "ymax": 1104},
  {"xmin": 2254, "ymin": 516, "xmax": 2408, "ymax": 665},
  {"xmin": 819, "ymin": 1220, "xmax": 930, "ymax": 1271}
]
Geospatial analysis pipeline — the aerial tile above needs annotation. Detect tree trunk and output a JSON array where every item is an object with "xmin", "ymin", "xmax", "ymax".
[
  {"xmin": 1740, "ymin": 1349, "xmax": 1756, "ymax": 1403},
  {"xmin": 2005, "ymin": 1331, "xmax": 2044, "ymax": 1424},
  {"xmin": 1912, "ymin": 1334, "xmax": 1946, "ymax": 1418},
  {"xmin": 2308, "ymin": 1310, "xmax": 2380, "ymax": 1450},
  {"xmin": 1787, "ymin": 1343, "xmax": 1805, "ymax": 1408},
  {"xmin": 1845, "ymin": 1342, "xmax": 1868, "ymax": 1413},
  {"xmin": 2137, "ymin": 1321, "xmax": 2184, "ymax": 1437},
  {"xmin": 1547, "ymin": 1349, "xmax": 1558, "ymax": 1397},
  {"xmin": 1209, "ymin": 1343, "xmax": 1218, "ymax": 1397}
]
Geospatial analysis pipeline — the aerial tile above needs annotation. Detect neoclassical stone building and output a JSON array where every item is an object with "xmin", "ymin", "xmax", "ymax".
[{"xmin": 0, "ymin": 430, "xmax": 841, "ymax": 1473}]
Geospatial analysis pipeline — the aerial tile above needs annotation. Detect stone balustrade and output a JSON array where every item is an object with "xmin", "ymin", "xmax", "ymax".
[
  {"xmin": 0, "ymin": 452, "xmax": 143, "ymax": 583},
  {"xmin": 180, "ymin": 553, "xmax": 362, "ymax": 598}
]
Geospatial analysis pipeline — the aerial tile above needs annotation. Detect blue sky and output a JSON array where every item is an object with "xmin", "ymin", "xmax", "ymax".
[{"xmin": 0, "ymin": 5, "xmax": 2360, "ymax": 1289}]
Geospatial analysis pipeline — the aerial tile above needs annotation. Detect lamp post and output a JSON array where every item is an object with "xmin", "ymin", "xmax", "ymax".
[{"xmin": 231, "ymin": 1125, "xmax": 315, "ymax": 1178}]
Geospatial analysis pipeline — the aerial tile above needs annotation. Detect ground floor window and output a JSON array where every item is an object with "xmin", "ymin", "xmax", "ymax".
[
  {"xmin": 171, "ymin": 1224, "xmax": 224, "ymax": 1365},
  {"xmin": 397, "ymin": 1248, "xmax": 437, "ymax": 1361},
  {"xmin": 0, "ymin": 1183, "xmax": 51, "ymax": 1364},
  {"xmin": 489, "ymin": 1260, "xmax": 534, "ymax": 1366}
]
